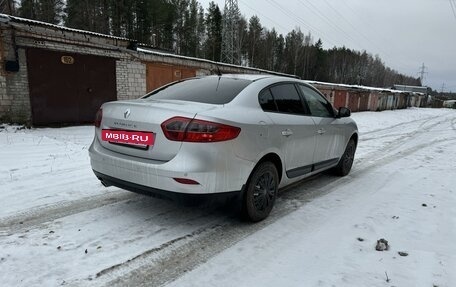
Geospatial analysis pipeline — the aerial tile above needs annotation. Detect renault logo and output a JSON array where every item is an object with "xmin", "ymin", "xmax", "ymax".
[{"xmin": 124, "ymin": 108, "xmax": 131, "ymax": 119}]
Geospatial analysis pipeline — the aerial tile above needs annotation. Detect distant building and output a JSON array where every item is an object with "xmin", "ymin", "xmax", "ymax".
[
  {"xmin": 443, "ymin": 100, "xmax": 456, "ymax": 108},
  {"xmin": 393, "ymin": 85, "xmax": 428, "ymax": 94},
  {"xmin": 308, "ymin": 81, "xmax": 426, "ymax": 112}
]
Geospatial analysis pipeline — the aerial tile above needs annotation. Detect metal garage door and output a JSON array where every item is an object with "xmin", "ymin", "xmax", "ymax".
[
  {"xmin": 27, "ymin": 48, "xmax": 116, "ymax": 125},
  {"xmin": 146, "ymin": 63, "xmax": 196, "ymax": 92},
  {"xmin": 348, "ymin": 93, "xmax": 360, "ymax": 112},
  {"xmin": 333, "ymin": 90, "xmax": 347, "ymax": 109},
  {"xmin": 359, "ymin": 93, "xmax": 369, "ymax": 111}
]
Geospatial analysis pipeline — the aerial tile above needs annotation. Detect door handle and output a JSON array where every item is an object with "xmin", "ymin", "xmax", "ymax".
[
  {"xmin": 317, "ymin": 129, "xmax": 326, "ymax": 135},
  {"xmin": 281, "ymin": 129, "xmax": 293, "ymax": 137}
]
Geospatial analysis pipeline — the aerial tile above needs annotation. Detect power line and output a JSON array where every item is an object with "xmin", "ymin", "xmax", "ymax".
[
  {"xmin": 296, "ymin": 0, "xmax": 363, "ymax": 48},
  {"xmin": 332, "ymin": 0, "xmax": 412, "ymax": 72},
  {"xmin": 321, "ymin": 0, "xmax": 400, "ymax": 59},
  {"xmin": 340, "ymin": 1, "xmax": 395, "ymax": 48},
  {"xmin": 263, "ymin": 0, "xmax": 339, "ymax": 47},
  {"xmin": 263, "ymin": 0, "xmax": 317, "ymax": 33},
  {"xmin": 321, "ymin": 0, "xmax": 374, "ymax": 44},
  {"xmin": 241, "ymin": 0, "xmax": 344, "ymax": 47},
  {"xmin": 238, "ymin": 0, "xmax": 289, "ymax": 33},
  {"xmin": 450, "ymin": 0, "xmax": 456, "ymax": 20}
]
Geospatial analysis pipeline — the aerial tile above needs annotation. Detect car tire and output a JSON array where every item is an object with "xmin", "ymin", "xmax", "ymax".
[
  {"xmin": 242, "ymin": 162, "xmax": 278, "ymax": 222},
  {"xmin": 333, "ymin": 138, "xmax": 356, "ymax": 176}
]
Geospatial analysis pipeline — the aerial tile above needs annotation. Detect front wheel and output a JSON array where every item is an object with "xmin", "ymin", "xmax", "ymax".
[
  {"xmin": 332, "ymin": 138, "xmax": 356, "ymax": 176},
  {"xmin": 242, "ymin": 162, "xmax": 279, "ymax": 222}
]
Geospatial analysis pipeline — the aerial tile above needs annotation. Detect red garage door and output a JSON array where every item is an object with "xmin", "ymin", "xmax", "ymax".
[
  {"xmin": 348, "ymin": 93, "xmax": 360, "ymax": 112},
  {"xmin": 359, "ymin": 93, "xmax": 369, "ymax": 111},
  {"xmin": 146, "ymin": 63, "xmax": 196, "ymax": 93},
  {"xmin": 27, "ymin": 48, "xmax": 116, "ymax": 125},
  {"xmin": 333, "ymin": 90, "xmax": 347, "ymax": 109}
]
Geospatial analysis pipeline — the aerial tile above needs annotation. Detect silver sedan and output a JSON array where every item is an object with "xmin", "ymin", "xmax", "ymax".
[{"xmin": 89, "ymin": 74, "xmax": 358, "ymax": 221}]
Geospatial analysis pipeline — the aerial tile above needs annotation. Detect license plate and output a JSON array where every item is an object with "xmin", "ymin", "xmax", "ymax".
[{"xmin": 101, "ymin": 130, "xmax": 155, "ymax": 146}]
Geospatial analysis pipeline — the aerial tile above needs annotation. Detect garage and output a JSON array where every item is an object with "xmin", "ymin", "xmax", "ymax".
[
  {"xmin": 348, "ymin": 92, "xmax": 360, "ymax": 112},
  {"xmin": 358, "ymin": 93, "xmax": 369, "ymax": 111},
  {"xmin": 333, "ymin": 90, "xmax": 347, "ymax": 109},
  {"xmin": 146, "ymin": 63, "xmax": 196, "ymax": 92},
  {"xmin": 26, "ymin": 48, "xmax": 116, "ymax": 125}
]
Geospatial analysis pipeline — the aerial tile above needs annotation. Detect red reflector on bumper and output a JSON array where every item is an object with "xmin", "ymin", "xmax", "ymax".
[{"xmin": 173, "ymin": 178, "xmax": 200, "ymax": 185}]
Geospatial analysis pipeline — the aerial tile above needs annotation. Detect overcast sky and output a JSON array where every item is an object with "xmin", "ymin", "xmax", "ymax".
[{"xmin": 199, "ymin": 0, "xmax": 455, "ymax": 91}]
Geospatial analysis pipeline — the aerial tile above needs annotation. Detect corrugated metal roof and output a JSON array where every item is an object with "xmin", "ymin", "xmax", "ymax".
[
  {"xmin": 393, "ymin": 85, "xmax": 428, "ymax": 93},
  {"xmin": 0, "ymin": 13, "xmax": 131, "ymax": 42}
]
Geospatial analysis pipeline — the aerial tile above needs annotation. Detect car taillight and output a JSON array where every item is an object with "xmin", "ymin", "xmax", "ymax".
[
  {"xmin": 161, "ymin": 117, "xmax": 241, "ymax": 142},
  {"xmin": 94, "ymin": 108, "xmax": 102, "ymax": 128}
]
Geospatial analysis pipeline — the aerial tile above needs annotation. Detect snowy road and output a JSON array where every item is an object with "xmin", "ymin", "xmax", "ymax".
[{"xmin": 1, "ymin": 108, "xmax": 455, "ymax": 287}]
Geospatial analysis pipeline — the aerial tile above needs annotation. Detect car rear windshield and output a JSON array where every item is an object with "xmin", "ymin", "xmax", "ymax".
[{"xmin": 143, "ymin": 77, "xmax": 252, "ymax": 105}]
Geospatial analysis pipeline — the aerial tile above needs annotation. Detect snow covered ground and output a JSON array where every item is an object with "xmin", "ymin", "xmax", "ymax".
[{"xmin": 1, "ymin": 108, "xmax": 455, "ymax": 287}]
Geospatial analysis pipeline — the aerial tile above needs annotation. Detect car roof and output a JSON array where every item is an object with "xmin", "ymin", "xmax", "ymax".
[{"xmin": 203, "ymin": 74, "xmax": 295, "ymax": 82}]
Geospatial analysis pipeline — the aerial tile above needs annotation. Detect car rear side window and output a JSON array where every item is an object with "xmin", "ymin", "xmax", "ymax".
[
  {"xmin": 259, "ymin": 89, "xmax": 278, "ymax": 112},
  {"xmin": 144, "ymin": 77, "xmax": 252, "ymax": 105},
  {"xmin": 269, "ymin": 84, "xmax": 306, "ymax": 114}
]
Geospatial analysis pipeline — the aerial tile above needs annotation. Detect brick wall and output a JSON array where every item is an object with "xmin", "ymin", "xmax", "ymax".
[
  {"xmin": 4, "ymin": 48, "xmax": 30, "ymax": 123},
  {"xmin": 116, "ymin": 60, "xmax": 147, "ymax": 100},
  {"xmin": 0, "ymin": 27, "xmax": 10, "ymax": 122},
  {"xmin": 0, "ymin": 74, "xmax": 6, "ymax": 120},
  {"xmin": 0, "ymin": 27, "xmax": 31, "ymax": 123}
]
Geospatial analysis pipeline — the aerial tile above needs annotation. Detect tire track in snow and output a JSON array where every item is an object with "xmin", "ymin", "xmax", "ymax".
[
  {"xmin": 360, "ymin": 113, "xmax": 448, "ymax": 141},
  {"xmin": 361, "ymin": 114, "xmax": 443, "ymax": 136},
  {"xmin": 88, "ymin": 122, "xmax": 456, "ymax": 287},
  {"xmin": 0, "ymin": 191, "xmax": 136, "ymax": 234},
  {"xmin": 451, "ymin": 117, "xmax": 456, "ymax": 131},
  {"xmin": 355, "ymin": 115, "xmax": 453, "ymax": 165}
]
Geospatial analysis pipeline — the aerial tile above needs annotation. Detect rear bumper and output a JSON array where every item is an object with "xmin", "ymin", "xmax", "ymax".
[
  {"xmin": 89, "ymin": 137, "xmax": 255, "ymax": 194},
  {"xmin": 93, "ymin": 170, "xmax": 242, "ymax": 203}
]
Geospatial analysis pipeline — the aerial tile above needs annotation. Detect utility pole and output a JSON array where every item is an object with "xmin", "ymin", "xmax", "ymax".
[
  {"xmin": 418, "ymin": 63, "xmax": 428, "ymax": 85},
  {"xmin": 221, "ymin": 0, "xmax": 240, "ymax": 65},
  {"xmin": 441, "ymin": 83, "xmax": 446, "ymax": 93}
]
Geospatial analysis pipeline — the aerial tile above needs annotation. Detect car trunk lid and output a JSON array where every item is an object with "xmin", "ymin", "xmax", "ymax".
[{"xmin": 98, "ymin": 99, "xmax": 219, "ymax": 161}]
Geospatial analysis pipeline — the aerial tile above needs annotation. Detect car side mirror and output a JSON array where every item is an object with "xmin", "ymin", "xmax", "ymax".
[{"xmin": 337, "ymin": 107, "xmax": 351, "ymax": 118}]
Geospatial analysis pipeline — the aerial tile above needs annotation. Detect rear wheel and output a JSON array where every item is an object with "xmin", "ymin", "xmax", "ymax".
[
  {"xmin": 242, "ymin": 162, "xmax": 278, "ymax": 222},
  {"xmin": 333, "ymin": 139, "xmax": 356, "ymax": 176}
]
